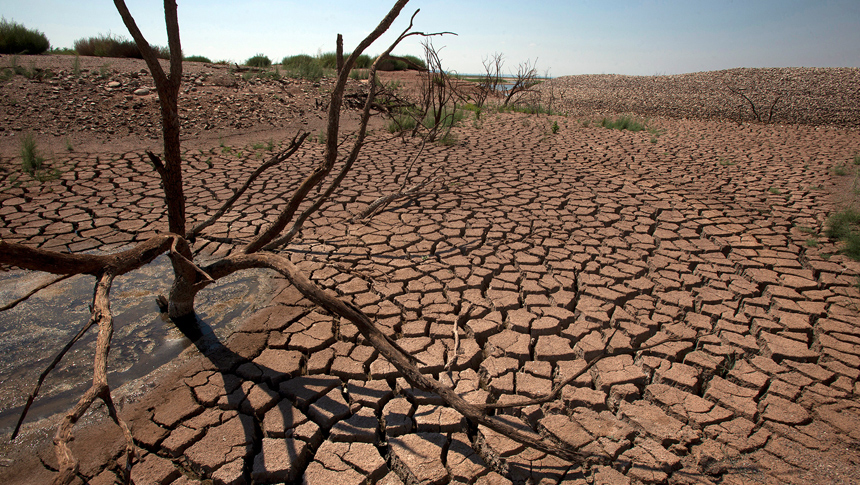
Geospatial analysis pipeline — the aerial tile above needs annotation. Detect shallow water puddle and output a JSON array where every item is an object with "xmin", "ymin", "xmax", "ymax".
[{"xmin": 0, "ymin": 254, "xmax": 273, "ymax": 432}]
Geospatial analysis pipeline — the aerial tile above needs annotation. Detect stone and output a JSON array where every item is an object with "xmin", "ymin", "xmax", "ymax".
[
  {"xmin": 279, "ymin": 375, "xmax": 341, "ymax": 408},
  {"xmin": 447, "ymin": 432, "xmax": 489, "ymax": 483},
  {"xmin": 704, "ymin": 377, "xmax": 759, "ymax": 421},
  {"xmin": 133, "ymin": 87, "xmax": 150, "ymax": 95}
]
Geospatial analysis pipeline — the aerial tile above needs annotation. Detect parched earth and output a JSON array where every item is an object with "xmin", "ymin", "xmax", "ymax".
[{"xmin": 1, "ymin": 56, "xmax": 860, "ymax": 484}]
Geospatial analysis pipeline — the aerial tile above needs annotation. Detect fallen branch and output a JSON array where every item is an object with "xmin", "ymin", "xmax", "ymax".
[
  {"xmin": 351, "ymin": 175, "xmax": 439, "ymax": 221},
  {"xmin": 53, "ymin": 271, "xmax": 136, "ymax": 485},
  {"xmin": 224, "ymin": 252, "xmax": 609, "ymax": 465},
  {"xmin": 186, "ymin": 131, "xmax": 309, "ymax": 240}
]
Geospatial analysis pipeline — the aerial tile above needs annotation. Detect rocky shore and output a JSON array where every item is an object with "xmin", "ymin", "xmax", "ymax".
[{"xmin": 538, "ymin": 67, "xmax": 860, "ymax": 127}]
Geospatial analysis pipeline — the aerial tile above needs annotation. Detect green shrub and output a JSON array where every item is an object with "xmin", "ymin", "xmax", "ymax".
[
  {"xmin": 400, "ymin": 54, "xmax": 426, "ymax": 70},
  {"xmin": 423, "ymin": 107, "xmax": 464, "ymax": 130},
  {"xmin": 245, "ymin": 54, "xmax": 271, "ymax": 68},
  {"xmin": 74, "ymin": 33, "xmax": 169, "ymax": 59},
  {"xmin": 48, "ymin": 47, "xmax": 76, "ymax": 56},
  {"xmin": 600, "ymin": 116, "xmax": 646, "ymax": 132},
  {"xmin": 350, "ymin": 69, "xmax": 370, "ymax": 80},
  {"xmin": 282, "ymin": 54, "xmax": 315, "ymax": 69},
  {"xmin": 826, "ymin": 209, "xmax": 860, "ymax": 260},
  {"xmin": 0, "ymin": 19, "xmax": 50, "ymax": 55},
  {"xmin": 353, "ymin": 53, "xmax": 373, "ymax": 69},
  {"xmin": 318, "ymin": 51, "xmax": 337, "ymax": 68},
  {"xmin": 282, "ymin": 54, "xmax": 323, "ymax": 81},
  {"xmin": 387, "ymin": 109, "xmax": 418, "ymax": 133},
  {"xmin": 184, "ymin": 55, "xmax": 211, "ymax": 63},
  {"xmin": 20, "ymin": 133, "xmax": 45, "ymax": 174}
]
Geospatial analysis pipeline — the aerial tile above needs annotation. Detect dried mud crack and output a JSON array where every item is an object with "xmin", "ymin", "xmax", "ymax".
[{"xmin": 1, "ymin": 57, "xmax": 860, "ymax": 485}]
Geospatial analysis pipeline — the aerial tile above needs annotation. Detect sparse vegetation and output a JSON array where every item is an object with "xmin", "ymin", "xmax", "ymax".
[
  {"xmin": 281, "ymin": 54, "xmax": 324, "ymax": 81},
  {"xmin": 600, "ymin": 116, "xmax": 646, "ymax": 132},
  {"xmin": 825, "ymin": 209, "xmax": 860, "ymax": 260},
  {"xmin": 832, "ymin": 164, "xmax": 849, "ymax": 176},
  {"xmin": 0, "ymin": 18, "xmax": 50, "ymax": 55},
  {"xmin": 20, "ymin": 133, "xmax": 45, "ymax": 174},
  {"xmin": 245, "ymin": 54, "xmax": 271, "ymax": 68},
  {"xmin": 551, "ymin": 121, "xmax": 559, "ymax": 134},
  {"xmin": 184, "ymin": 55, "xmax": 211, "ymax": 63},
  {"xmin": 74, "ymin": 33, "xmax": 169, "ymax": 59}
]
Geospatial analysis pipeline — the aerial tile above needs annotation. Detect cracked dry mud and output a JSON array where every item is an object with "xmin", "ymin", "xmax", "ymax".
[{"xmin": 2, "ymin": 58, "xmax": 860, "ymax": 485}]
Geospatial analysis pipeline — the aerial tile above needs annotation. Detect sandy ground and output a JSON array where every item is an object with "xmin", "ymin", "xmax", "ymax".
[{"xmin": 1, "ymin": 55, "xmax": 860, "ymax": 484}]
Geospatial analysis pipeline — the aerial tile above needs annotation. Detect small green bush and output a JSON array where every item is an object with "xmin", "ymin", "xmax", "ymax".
[
  {"xmin": 74, "ymin": 33, "xmax": 169, "ymax": 59},
  {"xmin": 400, "ymin": 54, "xmax": 426, "ymax": 70},
  {"xmin": 20, "ymin": 133, "xmax": 45, "ymax": 174},
  {"xmin": 48, "ymin": 47, "xmax": 76, "ymax": 56},
  {"xmin": 282, "ymin": 54, "xmax": 323, "ymax": 81},
  {"xmin": 317, "ymin": 51, "xmax": 338, "ymax": 69},
  {"xmin": 350, "ymin": 69, "xmax": 370, "ymax": 80},
  {"xmin": 184, "ymin": 55, "xmax": 211, "ymax": 63},
  {"xmin": 826, "ymin": 209, "xmax": 860, "ymax": 260},
  {"xmin": 600, "ymin": 116, "xmax": 646, "ymax": 132},
  {"xmin": 245, "ymin": 54, "xmax": 271, "ymax": 68},
  {"xmin": 387, "ymin": 109, "xmax": 418, "ymax": 133},
  {"xmin": 0, "ymin": 19, "xmax": 50, "ymax": 55},
  {"xmin": 423, "ymin": 107, "xmax": 464, "ymax": 130},
  {"xmin": 282, "ymin": 54, "xmax": 314, "ymax": 69}
]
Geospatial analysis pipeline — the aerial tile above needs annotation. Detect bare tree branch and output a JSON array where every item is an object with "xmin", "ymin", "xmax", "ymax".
[
  {"xmin": 113, "ymin": 0, "xmax": 185, "ymax": 234},
  {"xmin": 53, "ymin": 271, "xmax": 136, "ymax": 485},
  {"xmin": 504, "ymin": 58, "xmax": 540, "ymax": 106},
  {"xmin": 220, "ymin": 252, "xmax": 609, "ymax": 465},
  {"xmin": 185, "ymin": 131, "xmax": 309, "ymax": 240},
  {"xmin": 244, "ymin": 0, "xmax": 412, "ymax": 254}
]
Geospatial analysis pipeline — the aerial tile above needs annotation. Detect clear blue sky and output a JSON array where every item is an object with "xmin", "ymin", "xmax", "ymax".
[{"xmin": 2, "ymin": 0, "xmax": 858, "ymax": 76}]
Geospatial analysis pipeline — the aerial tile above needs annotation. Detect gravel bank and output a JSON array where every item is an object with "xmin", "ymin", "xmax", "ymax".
[{"xmin": 536, "ymin": 67, "xmax": 860, "ymax": 127}]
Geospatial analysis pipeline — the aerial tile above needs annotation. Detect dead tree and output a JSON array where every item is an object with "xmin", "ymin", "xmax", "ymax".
[
  {"xmin": 504, "ymin": 58, "xmax": 540, "ymax": 106},
  {"xmin": 473, "ymin": 52, "xmax": 504, "ymax": 110},
  {"xmin": 725, "ymin": 82, "xmax": 782, "ymax": 124}
]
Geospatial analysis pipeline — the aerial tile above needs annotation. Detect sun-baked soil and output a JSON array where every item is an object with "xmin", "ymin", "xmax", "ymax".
[{"xmin": 1, "ymin": 55, "xmax": 860, "ymax": 485}]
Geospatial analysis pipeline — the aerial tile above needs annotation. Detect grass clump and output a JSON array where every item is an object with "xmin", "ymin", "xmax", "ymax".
[
  {"xmin": 245, "ymin": 54, "xmax": 271, "ymax": 68},
  {"xmin": 387, "ymin": 109, "xmax": 418, "ymax": 133},
  {"xmin": 20, "ymin": 133, "xmax": 45, "ymax": 173},
  {"xmin": 826, "ymin": 209, "xmax": 860, "ymax": 260},
  {"xmin": 75, "ymin": 33, "xmax": 169, "ymax": 59},
  {"xmin": 184, "ymin": 55, "xmax": 211, "ymax": 63},
  {"xmin": 281, "ymin": 54, "xmax": 324, "ymax": 81},
  {"xmin": 0, "ymin": 19, "xmax": 50, "ymax": 54},
  {"xmin": 600, "ymin": 116, "xmax": 646, "ymax": 132}
]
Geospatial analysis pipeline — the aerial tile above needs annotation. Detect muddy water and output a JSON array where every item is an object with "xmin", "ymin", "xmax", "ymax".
[{"xmin": 0, "ymin": 255, "xmax": 274, "ymax": 433}]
